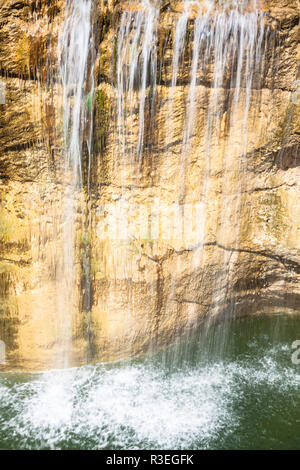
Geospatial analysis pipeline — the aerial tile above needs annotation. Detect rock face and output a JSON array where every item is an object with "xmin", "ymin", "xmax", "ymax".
[{"xmin": 0, "ymin": 0, "xmax": 299, "ymax": 371}]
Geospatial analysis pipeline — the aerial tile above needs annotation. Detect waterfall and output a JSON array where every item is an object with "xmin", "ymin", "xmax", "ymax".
[
  {"xmin": 59, "ymin": 0, "xmax": 93, "ymax": 184},
  {"xmin": 203, "ymin": 1, "xmax": 265, "ymax": 313},
  {"xmin": 174, "ymin": 0, "xmax": 265, "ymax": 191},
  {"xmin": 55, "ymin": 0, "xmax": 267, "ymax": 363},
  {"xmin": 113, "ymin": 0, "xmax": 268, "ymax": 357},
  {"xmin": 116, "ymin": 0, "xmax": 159, "ymax": 167},
  {"xmin": 2, "ymin": 0, "xmax": 300, "ymax": 453},
  {"xmin": 57, "ymin": 0, "xmax": 94, "ymax": 366},
  {"xmin": 164, "ymin": 1, "xmax": 189, "ymax": 148},
  {"xmin": 175, "ymin": 0, "xmax": 266, "ymax": 357}
]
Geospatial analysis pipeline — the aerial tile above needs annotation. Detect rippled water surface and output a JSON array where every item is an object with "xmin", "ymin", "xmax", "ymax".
[{"xmin": 0, "ymin": 316, "xmax": 300, "ymax": 450}]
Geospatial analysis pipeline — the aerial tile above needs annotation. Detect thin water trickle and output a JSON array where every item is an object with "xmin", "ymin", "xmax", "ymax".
[
  {"xmin": 164, "ymin": 1, "xmax": 189, "ymax": 150},
  {"xmin": 117, "ymin": 0, "xmax": 159, "ymax": 168},
  {"xmin": 57, "ymin": 0, "xmax": 94, "ymax": 366},
  {"xmin": 59, "ymin": 0, "xmax": 93, "ymax": 183}
]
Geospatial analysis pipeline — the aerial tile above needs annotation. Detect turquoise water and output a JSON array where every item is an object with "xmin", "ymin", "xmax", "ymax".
[{"xmin": 0, "ymin": 315, "xmax": 299, "ymax": 450}]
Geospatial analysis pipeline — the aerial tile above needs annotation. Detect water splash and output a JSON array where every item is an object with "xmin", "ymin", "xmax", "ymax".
[{"xmin": 1, "ymin": 329, "xmax": 299, "ymax": 449}]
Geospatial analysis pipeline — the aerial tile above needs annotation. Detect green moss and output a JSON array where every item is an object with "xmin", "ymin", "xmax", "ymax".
[
  {"xmin": 87, "ymin": 92, "xmax": 93, "ymax": 112},
  {"xmin": 113, "ymin": 35, "xmax": 118, "ymax": 76},
  {"xmin": 0, "ymin": 206, "xmax": 15, "ymax": 244},
  {"xmin": 128, "ymin": 237, "xmax": 155, "ymax": 256},
  {"xmin": 100, "ymin": 50, "xmax": 106, "ymax": 73},
  {"xmin": 90, "ymin": 257, "xmax": 105, "ymax": 278},
  {"xmin": 96, "ymin": 88, "xmax": 109, "ymax": 153},
  {"xmin": 0, "ymin": 263, "xmax": 16, "ymax": 275},
  {"xmin": 0, "ymin": 220, "xmax": 13, "ymax": 241},
  {"xmin": 257, "ymin": 191, "xmax": 287, "ymax": 241},
  {"xmin": 15, "ymin": 34, "xmax": 30, "ymax": 76},
  {"xmin": 0, "ymin": 272, "xmax": 19, "ymax": 350}
]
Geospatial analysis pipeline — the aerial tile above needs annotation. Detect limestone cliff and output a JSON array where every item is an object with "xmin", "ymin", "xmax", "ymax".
[{"xmin": 0, "ymin": 0, "xmax": 299, "ymax": 370}]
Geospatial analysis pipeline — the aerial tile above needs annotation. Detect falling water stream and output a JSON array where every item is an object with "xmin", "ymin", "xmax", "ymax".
[
  {"xmin": 57, "ymin": 0, "xmax": 94, "ymax": 366},
  {"xmin": 1, "ymin": 0, "xmax": 300, "ymax": 450},
  {"xmin": 117, "ymin": 0, "xmax": 158, "ymax": 169}
]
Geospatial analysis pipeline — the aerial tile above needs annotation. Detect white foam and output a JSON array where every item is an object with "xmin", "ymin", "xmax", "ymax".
[{"xmin": 0, "ymin": 343, "xmax": 299, "ymax": 449}]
